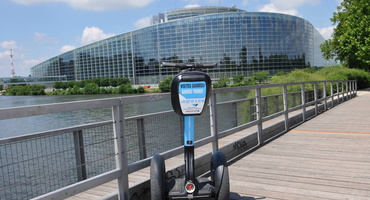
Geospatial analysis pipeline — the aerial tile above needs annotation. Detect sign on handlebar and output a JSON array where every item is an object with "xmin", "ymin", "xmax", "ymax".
[{"xmin": 164, "ymin": 62, "xmax": 214, "ymax": 116}]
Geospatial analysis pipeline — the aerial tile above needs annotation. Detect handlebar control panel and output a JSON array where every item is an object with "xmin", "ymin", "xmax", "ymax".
[{"xmin": 162, "ymin": 62, "xmax": 215, "ymax": 116}]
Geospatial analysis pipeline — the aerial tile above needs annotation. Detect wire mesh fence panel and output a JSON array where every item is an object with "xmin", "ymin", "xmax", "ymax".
[
  {"xmin": 0, "ymin": 123, "xmax": 116, "ymax": 200},
  {"xmin": 216, "ymin": 102, "xmax": 239, "ymax": 132},
  {"xmin": 0, "ymin": 133, "xmax": 77, "ymax": 199},
  {"xmin": 82, "ymin": 125, "xmax": 116, "ymax": 178}
]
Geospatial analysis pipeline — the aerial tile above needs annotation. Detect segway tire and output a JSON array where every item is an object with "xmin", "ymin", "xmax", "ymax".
[
  {"xmin": 216, "ymin": 166, "xmax": 230, "ymax": 200},
  {"xmin": 211, "ymin": 152, "xmax": 230, "ymax": 200},
  {"xmin": 150, "ymin": 154, "xmax": 166, "ymax": 200}
]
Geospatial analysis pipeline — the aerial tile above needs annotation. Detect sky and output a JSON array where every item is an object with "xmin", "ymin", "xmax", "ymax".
[{"xmin": 0, "ymin": 0, "xmax": 342, "ymax": 77}]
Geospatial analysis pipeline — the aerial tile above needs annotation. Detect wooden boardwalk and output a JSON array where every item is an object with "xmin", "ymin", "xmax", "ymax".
[
  {"xmin": 69, "ymin": 90, "xmax": 370, "ymax": 200},
  {"xmin": 229, "ymin": 90, "xmax": 370, "ymax": 200}
]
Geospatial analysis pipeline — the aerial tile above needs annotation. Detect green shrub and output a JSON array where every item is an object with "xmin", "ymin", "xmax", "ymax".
[
  {"xmin": 137, "ymin": 86, "xmax": 145, "ymax": 93},
  {"xmin": 315, "ymin": 66, "xmax": 370, "ymax": 89},
  {"xmin": 233, "ymin": 75, "xmax": 244, "ymax": 84},
  {"xmin": 83, "ymin": 83, "xmax": 100, "ymax": 95},
  {"xmin": 253, "ymin": 71, "xmax": 270, "ymax": 84},
  {"xmin": 4, "ymin": 85, "xmax": 45, "ymax": 96},
  {"xmin": 159, "ymin": 76, "xmax": 172, "ymax": 92},
  {"xmin": 66, "ymin": 85, "xmax": 82, "ymax": 95},
  {"xmin": 213, "ymin": 77, "xmax": 230, "ymax": 88}
]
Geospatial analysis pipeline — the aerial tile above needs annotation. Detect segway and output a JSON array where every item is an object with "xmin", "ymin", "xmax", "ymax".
[{"xmin": 150, "ymin": 62, "xmax": 230, "ymax": 200}]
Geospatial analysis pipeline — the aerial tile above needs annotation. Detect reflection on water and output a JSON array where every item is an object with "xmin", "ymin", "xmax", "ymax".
[{"xmin": 0, "ymin": 91, "xmax": 249, "ymax": 139}]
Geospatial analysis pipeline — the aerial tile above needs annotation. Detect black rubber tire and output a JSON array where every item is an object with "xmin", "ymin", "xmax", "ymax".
[
  {"xmin": 216, "ymin": 166, "xmax": 230, "ymax": 200},
  {"xmin": 150, "ymin": 154, "xmax": 166, "ymax": 200},
  {"xmin": 211, "ymin": 151, "xmax": 230, "ymax": 200}
]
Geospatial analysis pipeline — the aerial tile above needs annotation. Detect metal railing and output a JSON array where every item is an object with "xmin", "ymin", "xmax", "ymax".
[{"xmin": 0, "ymin": 80, "xmax": 357, "ymax": 200}]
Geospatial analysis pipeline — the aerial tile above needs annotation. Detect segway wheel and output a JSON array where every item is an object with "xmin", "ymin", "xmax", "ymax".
[
  {"xmin": 150, "ymin": 154, "xmax": 166, "ymax": 200},
  {"xmin": 211, "ymin": 152, "xmax": 230, "ymax": 200}
]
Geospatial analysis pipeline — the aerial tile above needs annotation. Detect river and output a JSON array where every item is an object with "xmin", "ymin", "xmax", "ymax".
[{"xmin": 0, "ymin": 91, "xmax": 248, "ymax": 139}]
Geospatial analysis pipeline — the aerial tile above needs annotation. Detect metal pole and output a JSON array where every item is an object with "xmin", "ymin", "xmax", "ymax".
[
  {"xmin": 256, "ymin": 88, "xmax": 263, "ymax": 145},
  {"xmin": 314, "ymin": 83, "xmax": 318, "ymax": 115},
  {"xmin": 112, "ymin": 105, "xmax": 129, "ymax": 200},
  {"xmin": 209, "ymin": 92, "xmax": 219, "ymax": 153},
  {"xmin": 341, "ymin": 81, "xmax": 345, "ymax": 102},
  {"xmin": 330, "ymin": 82, "xmax": 334, "ymax": 108},
  {"xmin": 323, "ymin": 82, "xmax": 327, "ymax": 111},
  {"xmin": 336, "ymin": 81, "xmax": 340, "ymax": 104},
  {"xmin": 73, "ymin": 130, "xmax": 87, "ymax": 181},
  {"xmin": 301, "ymin": 84, "xmax": 306, "ymax": 122},
  {"xmin": 282, "ymin": 85, "xmax": 289, "ymax": 131},
  {"xmin": 137, "ymin": 118, "xmax": 147, "ymax": 160}
]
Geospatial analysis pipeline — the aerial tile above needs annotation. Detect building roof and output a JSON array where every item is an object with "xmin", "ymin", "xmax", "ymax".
[{"xmin": 166, "ymin": 6, "xmax": 245, "ymax": 21}]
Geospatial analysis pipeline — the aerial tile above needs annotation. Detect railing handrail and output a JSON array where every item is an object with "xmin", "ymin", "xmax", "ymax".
[{"xmin": 0, "ymin": 80, "xmax": 351, "ymax": 121}]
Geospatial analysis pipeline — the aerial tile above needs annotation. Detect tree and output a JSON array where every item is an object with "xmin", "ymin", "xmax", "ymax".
[
  {"xmin": 159, "ymin": 76, "xmax": 172, "ymax": 92},
  {"xmin": 253, "ymin": 71, "xmax": 269, "ymax": 84},
  {"xmin": 212, "ymin": 77, "xmax": 230, "ymax": 88},
  {"xmin": 233, "ymin": 75, "xmax": 244, "ymax": 84},
  {"xmin": 321, "ymin": 0, "xmax": 370, "ymax": 70}
]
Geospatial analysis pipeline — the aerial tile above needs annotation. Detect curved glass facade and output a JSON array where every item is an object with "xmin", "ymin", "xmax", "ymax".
[{"xmin": 31, "ymin": 7, "xmax": 326, "ymax": 85}]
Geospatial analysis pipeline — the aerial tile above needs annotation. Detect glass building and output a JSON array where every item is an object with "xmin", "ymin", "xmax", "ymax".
[{"xmin": 31, "ymin": 7, "xmax": 327, "ymax": 85}]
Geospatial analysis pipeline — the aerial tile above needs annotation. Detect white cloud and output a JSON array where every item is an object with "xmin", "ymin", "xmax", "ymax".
[
  {"xmin": 0, "ymin": 41, "xmax": 19, "ymax": 49},
  {"xmin": 0, "ymin": 49, "xmax": 34, "ymax": 77},
  {"xmin": 60, "ymin": 45, "xmax": 76, "ymax": 53},
  {"xmin": 185, "ymin": 4, "xmax": 201, "ymax": 8},
  {"xmin": 242, "ymin": 0, "xmax": 249, "ymax": 6},
  {"xmin": 33, "ymin": 32, "xmax": 59, "ymax": 44},
  {"xmin": 270, "ymin": 0, "xmax": 321, "ymax": 10},
  {"xmin": 80, "ymin": 27, "xmax": 116, "ymax": 45},
  {"xmin": 317, "ymin": 26, "xmax": 335, "ymax": 40},
  {"xmin": 259, "ymin": 3, "xmax": 300, "ymax": 16},
  {"xmin": 22, "ymin": 57, "xmax": 47, "ymax": 66},
  {"xmin": 0, "ymin": 50, "xmax": 10, "ymax": 59},
  {"xmin": 134, "ymin": 16, "xmax": 152, "ymax": 29},
  {"xmin": 12, "ymin": 0, "xmax": 155, "ymax": 11}
]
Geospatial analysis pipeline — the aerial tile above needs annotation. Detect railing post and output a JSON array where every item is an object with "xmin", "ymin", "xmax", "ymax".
[
  {"xmin": 323, "ymin": 82, "xmax": 327, "ymax": 111},
  {"xmin": 336, "ymin": 81, "xmax": 340, "ymax": 104},
  {"xmin": 112, "ymin": 104, "xmax": 129, "ymax": 200},
  {"xmin": 345, "ymin": 81, "xmax": 349, "ymax": 100},
  {"xmin": 314, "ymin": 83, "xmax": 318, "ymax": 115},
  {"xmin": 73, "ymin": 130, "xmax": 87, "ymax": 181},
  {"xmin": 301, "ymin": 84, "xmax": 306, "ymax": 122},
  {"xmin": 137, "ymin": 118, "xmax": 147, "ymax": 160},
  {"xmin": 256, "ymin": 88, "xmax": 263, "ymax": 145},
  {"xmin": 341, "ymin": 81, "xmax": 345, "ymax": 102},
  {"xmin": 209, "ymin": 92, "xmax": 219, "ymax": 153},
  {"xmin": 282, "ymin": 85, "xmax": 289, "ymax": 131},
  {"xmin": 330, "ymin": 82, "xmax": 334, "ymax": 108}
]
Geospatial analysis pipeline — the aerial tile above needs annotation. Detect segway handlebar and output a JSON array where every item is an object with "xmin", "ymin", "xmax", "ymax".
[{"xmin": 161, "ymin": 62, "xmax": 216, "ymax": 69}]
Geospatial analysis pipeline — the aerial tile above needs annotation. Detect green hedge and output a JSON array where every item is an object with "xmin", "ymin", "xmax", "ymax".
[{"xmin": 3, "ymin": 85, "xmax": 46, "ymax": 96}]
